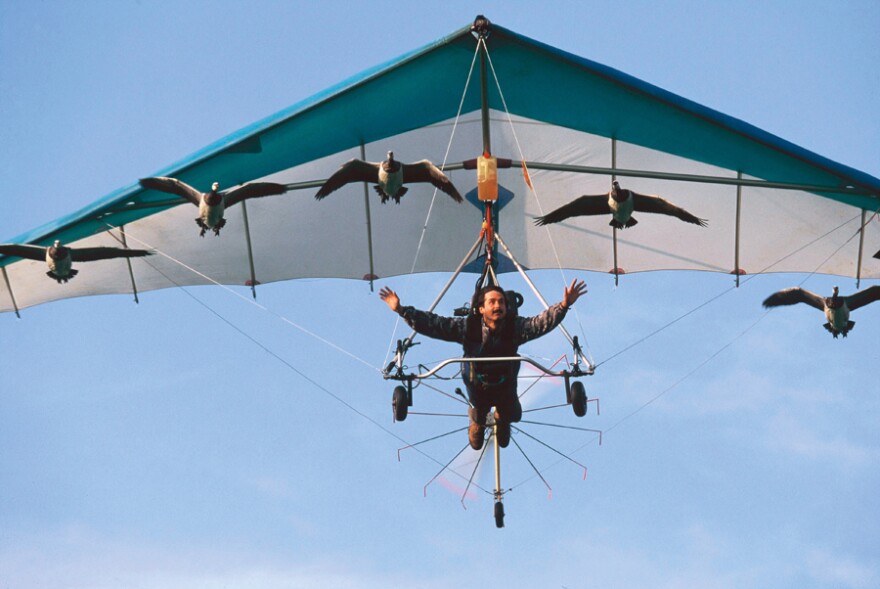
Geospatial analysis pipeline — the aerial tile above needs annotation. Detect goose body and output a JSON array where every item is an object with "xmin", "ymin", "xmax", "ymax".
[
  {"xmin": 45, "ymin": 242, "xmax": 73, "ymax": 281},
  {"xmin": 535, "ymin": 180, "xmax": 708, "ymax": 229},
  {"xmin": 200, "ymin": 184, "xmax": 226, "ymax": 231},
  {"xmin": 315, "ymin": 151, "xmax": 462, "ymax": 204},
  {"xmin": 139, "ymin": 177, "xmax": 288, "ymax": 236},
  {"xmin": 762, "ymin": 285, "xmax": 880, "ymax": 338},
  {"xmin": 376, "ymin": 156, "xmax": 405, "ymax": 202},
  {"xmin": 0, "ymin": 240, "xmax": 152, "ymax": 283},
  {"xmin": 609, "ymin": 189, "xmax": 636, "ymax": 228}
]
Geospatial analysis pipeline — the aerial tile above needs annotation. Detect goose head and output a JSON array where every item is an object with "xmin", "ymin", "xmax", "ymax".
[
  {"xmin": 827, "ymin": 286, "xmax": 843, "ymax": 309},
  {"xmin": 381, "ymin": 151, "xmax": 399, "ymax": 173},
  {"xmin": 48, "ymin": 240, "xmax": 68, "ymax": 260},
  {"xmin": 205, "ymin": 182, "xmax": 222, "ymax": 205},
  {"xmin": 609, "ymin": 180, "xmax": 626, "ymax": 203}
]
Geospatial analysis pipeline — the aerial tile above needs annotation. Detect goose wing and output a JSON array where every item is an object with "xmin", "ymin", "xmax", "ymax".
[
  {"xmin": 401, "ymin": 160, "xmax": 463, "ymax": 202},
  {"xmin": 631, "ymin": 192, "xmax": 708, "ymax": 226},
  {"xmin": 845, "ymin": 285, "xmax": 880, "ymax": 311},
  {"xmin": 762, "ymin": 287, "xmax": 825, "ymax": 310},
  {"xmin": 70, "ymin": 247, "xmax": 153, "ymax": 262},
  {"xmin": 0, "ymin": 244, "xmax": 47, "ymax": 261},
  {"xmin": 224, "ymin": 182, "xmax": 288, "ymax": 207},
  {"xmin": 533, "ymin": 194, "xmax": 611, "ymax": 226},
  {"xmin": 139, "ymin": 177, "xmax": 202, "ymax": 206},
  {"xmin": 315, "ymin": 159, "xmax": 380, "ymax": 199}
]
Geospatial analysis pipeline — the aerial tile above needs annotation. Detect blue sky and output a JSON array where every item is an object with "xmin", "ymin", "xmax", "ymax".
[{"xmin": 1, "ymin": 1, "xmax": 878, "ymax": 588}]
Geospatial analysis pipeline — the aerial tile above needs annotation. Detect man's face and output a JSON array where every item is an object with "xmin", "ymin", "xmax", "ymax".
[{"xmin": 479, "ymin": 290, "xmax": 507, "ymax": 324}]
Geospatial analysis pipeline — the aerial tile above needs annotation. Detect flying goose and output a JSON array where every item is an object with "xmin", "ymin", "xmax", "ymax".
[
  {"xmin": 139, "ymin": 177, "xmax": 288, "ymax": 236},
  {"xmin": 534, "ymin": 180, "xmax": 708, "ymax": 229},
  {"xmin": 762, "ymin": 285, "xmax": 880, "ymax": 338},
  {"xmin": 0, "ymin": 240, "xmax": 152, "ymax": 283},
  {"xmin": 315, "ymin": 151, "xmax": 463, "ymax": 204}
]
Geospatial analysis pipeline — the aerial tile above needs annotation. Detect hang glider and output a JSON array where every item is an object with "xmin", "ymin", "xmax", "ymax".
[{"xmin": 2, "ymin": 17, "xmax": 879, "ymax": 315}]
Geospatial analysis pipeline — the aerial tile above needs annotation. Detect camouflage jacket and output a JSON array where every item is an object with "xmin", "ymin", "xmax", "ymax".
[{"xmin": 398, "ymin": 302, "xmax": 568, "ymax": 387}]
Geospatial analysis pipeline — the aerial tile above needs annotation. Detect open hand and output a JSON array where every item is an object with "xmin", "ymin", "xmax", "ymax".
[
  {"xmin": 379, "ymin": 286, "xmax": 401, "ymax": 313},
  {"xmin": 562, "ymin": 279, "xmax": 587, "ymax": 308}
]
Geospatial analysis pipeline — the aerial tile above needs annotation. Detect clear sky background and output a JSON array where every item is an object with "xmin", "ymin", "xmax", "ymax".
[{"xmin": 1, "ymin": 1, "xmax": 878, "ymax": 588}]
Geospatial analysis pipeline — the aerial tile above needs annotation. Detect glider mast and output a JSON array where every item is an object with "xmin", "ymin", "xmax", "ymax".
[
  {"xmin": 473, "ymin": 15, "xmax": 499, "ymax": 275},
  {"xmin": 474, "ymin": 14, "xmax": 508, "ymax": 528}
]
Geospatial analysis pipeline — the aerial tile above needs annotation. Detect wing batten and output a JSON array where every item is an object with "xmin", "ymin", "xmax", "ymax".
[
  {"xmin": 240, "ymin": 201, "xmax": 259, "ymax": 299},
  {"xmin": 116, "ymin": 225, "xmax": 141, "ymax": 305},
  {"xmin": 733, "ymin": 174, "xmax": 743, "ymax": 285},
  {"xmin": 1, "ymin": 266, "xmax": 20, "ymax": 318},
  {"xmin": 361, "ymin": 143, "xmax": 378, "ymax": 290}
]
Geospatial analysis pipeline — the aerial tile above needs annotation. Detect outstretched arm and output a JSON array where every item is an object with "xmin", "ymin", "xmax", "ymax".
[
  {"xmin": 516, "ymin": 279, "xmax": 587, "ymax": 344},
  {"xmin": 562, "ymin": 279, "xmax": 588, "ymax": 309},
  {"xmin": 379, "ymin": 285, "xmax": 465, "ymax": 343},
  {"xmin": 379, "ymin": 286, "xmax": 401, "ymax": 313}
]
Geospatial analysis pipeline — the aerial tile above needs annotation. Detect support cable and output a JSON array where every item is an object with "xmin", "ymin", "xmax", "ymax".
[
  {"xmin": 101, "ymin": 222, "xmax": 498, "ymax": 491},
  {"xmin": 381, "ymin": 40, "xmax": 481, "ymax": 368},
  {"xmin": 482, "ymin": 42, "xmax": 594, "ymax": 365},
  {"xmin": 517, "ymin": 211, "xmax": 871, "ymax": 488},
  {"xmin": 104, "ymin": 222, "xmax": 377, "ymax": 371},
  {"xmin": 594, "ymin": 211, "xmax": 864, "ymax": 368}
]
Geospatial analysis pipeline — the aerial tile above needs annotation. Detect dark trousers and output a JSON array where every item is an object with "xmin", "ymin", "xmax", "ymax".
[{"xmin": 466, "ymin": 381, "xmax": 523, "ymax": 425}]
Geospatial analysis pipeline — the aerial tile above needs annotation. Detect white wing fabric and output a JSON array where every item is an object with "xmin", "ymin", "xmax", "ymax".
[{"xmin": 2, "ymin": 22, "xmax": 878, "ymax": 313}]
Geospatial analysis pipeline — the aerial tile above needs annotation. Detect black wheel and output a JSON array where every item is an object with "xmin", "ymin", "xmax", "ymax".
[
  {"xmin": 494, "ymin": 500, "xmax": 505, "ymax": 528},
  {"xmin": 570, "ymin": 380, "xmax": 587, "ymax": 417},
  {"xmin": 392, "ymin": 386, "xmax": 408, "ymax": 422}
]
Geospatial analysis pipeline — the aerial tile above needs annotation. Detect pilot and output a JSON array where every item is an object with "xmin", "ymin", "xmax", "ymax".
[{"xmin": 380, "ymin": 279, "xmax": 587, "ymax": 450}]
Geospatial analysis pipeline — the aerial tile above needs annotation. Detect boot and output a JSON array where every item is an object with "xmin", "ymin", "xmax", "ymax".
[{"xmin": 468, "ymin": 421, "xmax": 486, "ymax": 450}]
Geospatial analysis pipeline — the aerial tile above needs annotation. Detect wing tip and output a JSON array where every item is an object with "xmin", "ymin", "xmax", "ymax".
[{"xmin": 314, "ymin": 185, "xmax": 332, "ymax": 200}]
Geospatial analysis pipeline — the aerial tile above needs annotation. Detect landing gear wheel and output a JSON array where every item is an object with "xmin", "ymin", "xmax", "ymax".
[
  {"xmin": 494, "ymin": 501, "xmax": 505, "ymax": 528},
  {"xmin": 392, "ymin": 386, "xmax": 408, "ymax": 422},
  {"xmin": 570, "ymin": 380, "xmax": 587, "ymax": 417}
]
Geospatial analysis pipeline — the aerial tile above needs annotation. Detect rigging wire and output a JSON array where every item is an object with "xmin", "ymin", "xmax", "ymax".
[
  {"xmin": 593, "ymin": 210, "xmax": 865, "ymax": 369},
  {"xmin": 104, "ymin": 222, "xmax": 495, "ymax": 493},
  {"xmin": 104, "ymin": 160, "xmax": 871, "ymax": 500},
  {"xmin": 508, "ymin": 309, "xmax": 769, "ymax": 492},
  {"xmin": 105, "ymin": 222, "xmax": 376, "ymax": 371},
  {"xmin": 381, "ymin": 40, "xmax": 482, "ymax": 369},
  {"xmin": 508, "ymin": 210, "xmax": 870, "ymax": 490},
  {"xmin": 791, "ymin": 210, "xmax": 878, "ymax": 288},
  {"xmin": 482, "ymin": 42, "xmax": 595, "ymax": 366},
  {"xmin": 101, "ymin": 44, "xmax": 876, "ymax": 501}
]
